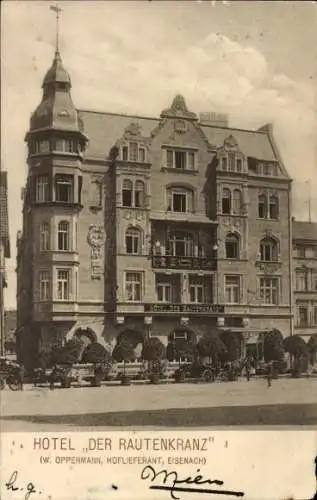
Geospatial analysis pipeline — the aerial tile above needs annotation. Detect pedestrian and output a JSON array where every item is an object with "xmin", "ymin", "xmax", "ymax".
[
  {"xmin": 18, "ymin": 363, "xmax": 25, "ymax": 391},
  {"xmin": 245, "ymin": 359, "xmax": 251, "ymax": 381},
  {"xmin": 267, "ymin": 362, "xmax": 273, "ymax": 387}
]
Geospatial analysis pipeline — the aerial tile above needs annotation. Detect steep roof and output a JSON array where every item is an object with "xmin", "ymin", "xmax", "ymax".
[
  {"xmin": 78, "ymin": 109, "xmax": 278, "ymax": 163},
  {"xmin": 0, "ymin": 171, "xmax": 10, "ymax": 258},
  {"xmin": 292, "ymin": 220, "xmax": 317, "ymax": 243}
]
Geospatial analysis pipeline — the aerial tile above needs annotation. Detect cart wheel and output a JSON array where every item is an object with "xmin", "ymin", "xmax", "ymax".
[
  {"xmin": 8, "ymin": 381, "xmax": 20, "ymax": 391},
  {"xmin": 0, "ymin": 377, "xmax": 5, "ymax": 390}
]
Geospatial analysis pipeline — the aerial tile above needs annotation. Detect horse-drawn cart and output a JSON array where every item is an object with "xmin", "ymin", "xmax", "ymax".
[{"xmin": 0, "ymin": 357, "xmax": 21, "ymax": 391}]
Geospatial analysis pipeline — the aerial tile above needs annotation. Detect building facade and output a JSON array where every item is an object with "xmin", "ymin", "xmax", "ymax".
[
  {"xmin": 17, "ymin": 49, "xmax": 296, "ymax": 369},
  {"xmin": 0, "ymin": 170, "xmax": 11, "ymax": 356},
  {"xmin": 292, "ymin": 220, "xmax": 317, "ymax": 340}
]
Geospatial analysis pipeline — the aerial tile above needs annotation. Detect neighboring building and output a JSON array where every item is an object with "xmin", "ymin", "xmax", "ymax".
[
  {"xmin": 292, "ymin": 220, "xmax": 317, "ymax": 339},
  {"xmin": 0, "ymin": 170, "xmax": 11, "ymax": 356},
  {"xmin": 4, "ymin": 309, "xmax": 17, "ymax": 358},
  {"xmin": 17, "ymin": 48, "xmax": 294, "ymax": 369}
]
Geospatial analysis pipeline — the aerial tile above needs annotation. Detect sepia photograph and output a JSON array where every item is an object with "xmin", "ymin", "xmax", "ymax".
[{"xmin": 1, "ymin": 0, "xmax": 317, "ymax": 432}]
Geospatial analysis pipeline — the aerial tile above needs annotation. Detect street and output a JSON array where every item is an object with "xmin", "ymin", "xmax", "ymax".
[{"xmin": 1, "ymin": 377, "xmax": 316, "ymax": 430}]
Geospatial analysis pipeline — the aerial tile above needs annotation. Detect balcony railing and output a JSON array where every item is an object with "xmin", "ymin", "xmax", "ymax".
[{"xmin": 152, "ymin": 255, "xmax": 217, "ymax": 270}]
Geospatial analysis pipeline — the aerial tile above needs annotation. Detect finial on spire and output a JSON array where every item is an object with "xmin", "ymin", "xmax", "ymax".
[{"xmin": 50, "ymin": 4, "xmax": 62, "ymax": 54}]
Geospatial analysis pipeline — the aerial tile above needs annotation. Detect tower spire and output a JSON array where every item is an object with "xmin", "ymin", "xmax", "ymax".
[{"xmin": 50, "ymin": 4, "xmax": 62, "ymax": 54}]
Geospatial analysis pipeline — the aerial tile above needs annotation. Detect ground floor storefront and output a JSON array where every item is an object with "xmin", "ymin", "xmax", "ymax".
[{"xmin": 17, "ymin": 311, "xmax": 297, "ymax": 370}]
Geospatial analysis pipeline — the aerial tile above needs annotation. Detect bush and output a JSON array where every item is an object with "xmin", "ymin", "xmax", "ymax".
[
  {"xmin": 82, "ymin": 342, "xmax": 112, "ymax": 364},
  {"xmin": 142, "ymin": 338, "xmax": 166, "ymax": 383},
  {"xmin": 284, "ymin": 335, "xmax": 308, "ymax": 358},
  {"xmin": 166, "ymin": 339, "xmax": 196, "ymax": 365},
  {"xmin": 112, "ymin": 338, "xmax": 135, "ymax": 381},
  {"xmin": 263, "ymin": 329, "xmax": 285, "ymax": 364},
  {"xmin": 197, "ymin": 333, "xmax": 227, "ymax": 365},
  {"xmin": 51, "ymin": 339, "xmax": 84, "ymax": 365},
  {"xmin": 219, "ymin": 331, "xmax": 242, "ymax": 362}
]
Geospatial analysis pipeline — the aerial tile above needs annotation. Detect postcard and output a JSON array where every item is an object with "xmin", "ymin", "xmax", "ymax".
[{"xmin": 1, "ymin": 1, "xmax": 317, "ymax": 499}]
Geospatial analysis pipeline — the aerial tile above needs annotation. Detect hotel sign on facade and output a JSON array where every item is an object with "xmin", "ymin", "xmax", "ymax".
[{"xmin": 144, "ymin": 303, "xmax": 225, "ymax": 314}]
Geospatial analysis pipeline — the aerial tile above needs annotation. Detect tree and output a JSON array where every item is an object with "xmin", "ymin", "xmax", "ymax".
[
  {"xmin": 112, "ymin": 338, "xmax": 135, "ymax": 378},
  {"xmin": 166, "ymin": 339, "xmax": 196, "ymax": 367},
  {"xmin": 284, "ymin": 335, "xmax": 308, "ymax": 358},
  {"xmin": 219, "ymin": 331, "xmax": 242, "ymax": 362},
  {"xmin": 81, "ymin": 342, "xmax": 112, "ymax": 364},
  {"xmin": 197, "ymin": 333, "xmax": 227, "ymax": 366},
  {"xmin": 51, "ymin": 339, "xmax": 84, "ymax": 365},
  {"xmin": 284, "ymin": 335, "xmax": 308, "ymax": 375},
  {"xmin": 142, "ymin": 338, "xmax": 166, "ymax": 382},
  {"xmin": 263, "ymin": 329, "xmax": 285, "ymax": 363}
]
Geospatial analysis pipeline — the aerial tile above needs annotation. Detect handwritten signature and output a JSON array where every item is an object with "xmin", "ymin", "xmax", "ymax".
[
  {"xmin": 141, "ymin": 465, "xmax": 245, "ymax": 500},
  {"xmin": 4, "ymin": 470, "xmax": 41, "ymax": 500}
]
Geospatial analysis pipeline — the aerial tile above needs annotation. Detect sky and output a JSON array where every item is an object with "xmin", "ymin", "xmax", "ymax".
[{"xmin": 1, "ymin": 0, "xmax": 317, "ymax": 309}]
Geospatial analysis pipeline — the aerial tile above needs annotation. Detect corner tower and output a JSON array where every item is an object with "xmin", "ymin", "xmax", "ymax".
[{"xmin": 19, "ymin": 40, "xmax": 88, "ymax": 368}]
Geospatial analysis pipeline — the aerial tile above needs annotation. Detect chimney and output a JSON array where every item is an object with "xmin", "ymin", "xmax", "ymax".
[{"xmin": 199, "ymin": 112, "xmax": 229, "ymax": 127}]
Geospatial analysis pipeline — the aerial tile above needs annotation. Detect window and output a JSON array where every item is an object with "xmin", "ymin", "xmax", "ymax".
[
  {"xmin": 232, "ymin": 189, "xmax": 242, "ymax": 215},
  {"xmin": 258, "ymin": 194, "xmax": 267, "ymax": 219},
  {"xmin": 313, "ymin": 273, "xmax": 317, "ymax": 291},
  {"xmin": 175, "ymin": 151, "xmax": 186, "ymax": 170},
  {"xmin": 39, "ymin": 140, "xmax": 50, "ymax": 153},
  {"xmin": 125, "ymin": 227, "xmax": 141, "ymax": 254},
  {"xmin": 236, "ymin": 158, "xmax": 242, "ymax": 172},
  {"xmin": 259, "ymin": 277, "xmax": 278, "ymax": 305},
  {"xmin": 225, "ymin": 233, "xmax": 239, "ymax": 259},
  {"xmin": 36, "ymin": 176, "xmax": 49, "ymax": 202},
  {"xmin": 40, "ymin": 222, "xmax": 50, "ymax": 251},
  {"xmin": 125, "ymin": 272, "xmax": 142, "ymax": 301},
  {"xmin": 57, "ymin": 269, "xmax": 70, "ymax": 300},
  {"xmin": 259, "ymin": 237, "xmax": 278, "ymax": 262},
  {"xmin": 157, "ymin": 283, "xmax": 171, "ymax": 302},
  {"xmin": 122, "ymin": 146, "xmax": 128, "ymax": 161},
  {"xmin": 135, "ymin": 180, "xmax": 145, "ymax": 208},
  {"xmin": 165, "ymin": 149, "xmax": 196, "ymax": 170},
  {"xmin": 91, "ymin": 181, "xmax": 102, "ymax": 207},
  {"xmin": 313, "ymin": 306, "xmax": 317, "ymax": 325},
  {"xmin": 129, "ymin": 142, "xmax": 138, "ymax": 162},
  {"xmin": 228, "ymin": 153, "xmax": 235, "ymax": 171},
  {"xmin": 122, "ymin": 179, "xmax": 133, "ymax": 207},
  {"xmin": 55, "ymin": 175, "xmax": 73, "ymax": 202},
  {"xmin": 269, "ymin": 195, "xmax": 278, "ymax": 219},
  {"xmin": 222, "ymin": 188, "xmax": 231, "ymax": 214},
  {"xmin": 296, "ymin": 271, "xmax": 308, "ymax": 291},
  {"xmin": 189, "ymin": 279, "xmax": 204, "ymax": 303},
  {"xmin": 58, "ymin": 221, "xmax": 70, "ymax": 251},
  {"xmin": 298, "ymin": 246, "xmax": 306, "ymax": 258},
  {"xmin": 167, "ymin": 187, "xmax": 193, "ymax": 213},
  {"xmin": 221, "ymin": 157, "xmax": 228, "ymax": 171},
  {"xmin": 297, "ymin": 306, "xmax": 308, "ymax": 327},
  {"xmin": 39, "ymin": 271, "xmax": 50, "ymax": 301},
  {"xmin": 225, "ymin": 276, "xmax": 240, "ymax": 303},
  {"xmin": 139, "ymin": 148, "xmax": 145, "ymax": 162},
  {"xmin": 168, "ymin": 232, "xmax": 193, "ymax": 257}
]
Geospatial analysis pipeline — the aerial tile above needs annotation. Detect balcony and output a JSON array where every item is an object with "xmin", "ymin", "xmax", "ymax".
[{"xmin": 152, "ymin": 255, "xmax": 217, "ymax": 271}]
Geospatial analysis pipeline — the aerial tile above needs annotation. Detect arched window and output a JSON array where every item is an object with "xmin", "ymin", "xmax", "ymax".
[
  {"xmin": 122, "ymin": 179, "xmax": 133, "ymax": 207},
  {"xmin": 58, "ymin": 221, "xmax": 69, "ymax": 251},
  {"xmin": 259, "ymin": 237, "xmax": 278, "ymax": 262},
  {"xmin": 168, "ymin": 231, "xmax": 193, "ymax": 257},
  {"xmin": 40, "ymin": 222, "xmax": 50, "ymax": 251},
  {"xmin": 135, "ymin": 180, "xmax": 145, "ymax": 208},
  {"xmin": 125, "ymin": 227, "xmax": 142, "ymax": 254},
  {"xmin": 258, "ymin": 194, "xmax": 267, "ymax": 219},
  {"xmin": 269, "ymin": 195, "xmax": 278, "ymax": 219},
  {"xmin": 225, "ymin": 233, "xmax": 239, "ymax": 259},
  {"xmin": 222, "ymin": 188, "xmax": 231, "ymax": 214},
  {"xmin": 167, "ymin": 186, "xmax": 194, "ymax": 213},
  {"xmin": 232, "ymin": 189, "xmax": 242, "ymax": 215}
]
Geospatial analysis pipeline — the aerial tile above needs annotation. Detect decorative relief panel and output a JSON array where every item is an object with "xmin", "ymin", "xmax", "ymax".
[{"xmin": 87, "ymin": 225, "xmax": 106, "ymax": 280}]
